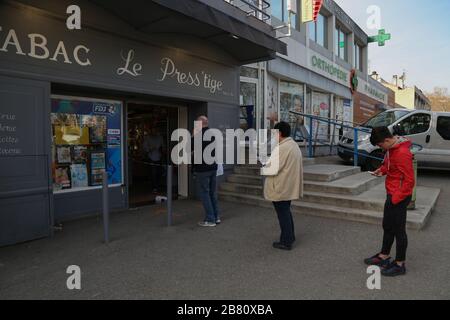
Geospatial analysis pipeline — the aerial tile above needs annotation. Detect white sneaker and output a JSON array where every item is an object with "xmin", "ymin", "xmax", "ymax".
[
  {"xmin": 216, "ymin": 219, "xmax": 222, "ymax": 224},
  {"xmin": 198, "ymin": 221, "xmax": 217, "ymax": 227}
]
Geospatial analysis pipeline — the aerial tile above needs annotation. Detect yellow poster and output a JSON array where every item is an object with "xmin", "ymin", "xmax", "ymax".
[{"xmin": 301, "ymin": 0, "xmax": 314, "ymax": 23}]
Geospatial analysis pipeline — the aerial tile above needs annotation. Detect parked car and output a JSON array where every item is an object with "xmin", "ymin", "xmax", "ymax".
[{"xmin": 338, "ymin": 109, "xmax": 450, "ymax": 171}]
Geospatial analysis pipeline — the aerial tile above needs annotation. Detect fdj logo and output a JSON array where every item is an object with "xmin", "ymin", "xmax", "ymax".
[{"xmin": 93, "ymin": 104, "xmax": 115, "ymax": 115}]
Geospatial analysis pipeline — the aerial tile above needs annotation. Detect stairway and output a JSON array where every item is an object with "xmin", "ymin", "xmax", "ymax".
[{"xmin": 218, "ymin": 158, "xmax": 440, "ymax": 230}]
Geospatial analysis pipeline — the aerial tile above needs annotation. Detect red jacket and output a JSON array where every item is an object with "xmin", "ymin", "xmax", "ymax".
[{"xmin": 379, "ymin": 138, "xmax": 415, "ymax": 205}]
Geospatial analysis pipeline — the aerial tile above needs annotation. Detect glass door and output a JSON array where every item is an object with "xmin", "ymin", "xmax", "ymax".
[{"xmin": 240, "ymin": 80, "xmax": 258, "ymax": 132}]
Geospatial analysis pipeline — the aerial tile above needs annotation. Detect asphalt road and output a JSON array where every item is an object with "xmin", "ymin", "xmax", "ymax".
[{"xmin": 0, "ymin": 169, "xmax": 449, "ymax": 300}]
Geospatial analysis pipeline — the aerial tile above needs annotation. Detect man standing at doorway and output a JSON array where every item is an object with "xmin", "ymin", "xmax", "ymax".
[
  {"xmin": 193, "ymin": 116, "xmax": 220, "ymax": 227},
  {"xmin": 262, "ymin": 122, "xmax": 303, "ymax": 250}
]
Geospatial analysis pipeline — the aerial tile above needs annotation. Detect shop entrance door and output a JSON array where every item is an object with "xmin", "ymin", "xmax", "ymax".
[
  {"xmin": 127, "ymin": 103, "xmax": 179, "ymax": 207},
  {"xmin": 0, "ymin": 75, "xmax": 52, "ymax": 246},
  {"xmin": 240, "ymin": 80, "xmax": 259, "ymax": 132}
]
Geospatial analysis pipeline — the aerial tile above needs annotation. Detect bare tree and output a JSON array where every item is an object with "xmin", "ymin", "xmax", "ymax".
[{"xmin": 427, "ymin": 87, "xmax": 450, "ymax": 112}]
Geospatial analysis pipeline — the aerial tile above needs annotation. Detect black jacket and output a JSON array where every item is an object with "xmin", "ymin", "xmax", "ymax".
[{"xmin": 192, "ymin": 127, "xmax": 218, "ymax": 173}]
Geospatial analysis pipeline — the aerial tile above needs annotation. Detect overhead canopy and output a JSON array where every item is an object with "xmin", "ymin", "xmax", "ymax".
[{"xmin": 90, "ymin": 0, "xmax": 287, "ymax": 65}]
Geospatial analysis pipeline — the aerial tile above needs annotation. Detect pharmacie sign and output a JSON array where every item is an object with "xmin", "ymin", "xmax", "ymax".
[
  {"xmin": 310, "ymin": 54, "xmax": 349, "ymax": 86},
  {"xmin": 358, "ymin": 78, "xmax": 388, "ymax": 104}
]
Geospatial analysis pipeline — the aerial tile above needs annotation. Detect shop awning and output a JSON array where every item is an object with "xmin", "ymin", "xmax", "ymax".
[{"xmin": 90, "ymin": 0, "xmax": 287, "ymax": 64}]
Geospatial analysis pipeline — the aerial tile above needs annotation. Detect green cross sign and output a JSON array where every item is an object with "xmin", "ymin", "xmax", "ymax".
[{"xmin": 368, "ymin": 29, "xmax": 391, "ymax": 46}]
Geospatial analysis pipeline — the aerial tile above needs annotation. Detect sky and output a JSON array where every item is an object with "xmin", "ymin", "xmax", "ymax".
[{"xmin": 334, "ymin": 0, "xmax": 450, "ymax": 93}]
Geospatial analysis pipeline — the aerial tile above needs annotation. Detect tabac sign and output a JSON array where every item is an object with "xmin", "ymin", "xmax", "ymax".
[{"xmin": 0, "ymin": 4, "xmax": 237, "ymax": 103}]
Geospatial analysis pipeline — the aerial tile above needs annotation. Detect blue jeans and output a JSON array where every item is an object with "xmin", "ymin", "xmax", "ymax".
[
  {"xmin": 195, "ymin": 170, "xmax": 219, "ymax": 223},
  {"xmin": 273, "ymin": 201, "xmax": 295, "ymax": 246}
]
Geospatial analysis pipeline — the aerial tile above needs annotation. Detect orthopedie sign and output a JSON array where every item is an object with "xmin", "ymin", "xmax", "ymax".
[{"xmin": 0, "ymin": 4, "xmax": 237, "ymax": 103}]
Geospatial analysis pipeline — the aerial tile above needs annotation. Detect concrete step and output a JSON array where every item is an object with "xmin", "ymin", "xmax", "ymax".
[
  {"xmin": 303, "ymin": 165, "xmax": 361, "ymax": 182},
  {"xmin": 233, "ymin": 163, "xmax": 359, "ymax": 181},
  {"xmin": 219, "ymin": 182, "xmax": 385, "ymax": 211},
  {"xmin": 220, "ymin": 182, "xmax": 263, "ymax": 196},
  {"xmin": 218, "ymin": 190, "xmax": 437, "ymax": 230},
  {"xmin": 233, "ymin": 166, "xmax": 262, "ymax": 176},
  {"xmin": 225, "ymin": 170, "xmax": 382, "ymax": 195},
  {"xmin": 308, "ymin": 155, "xmax": 345, "ymax": 165},
  {"xmin": 302, "ymin": 191, "xmax": 384, "ymax": 211},
  {"xmin": 227, "ymin": 174, "xmax": 263, "ymax": 186},
  {"xmin": 230, "ymin": 156, "xmax": 344, "ymax": 171},
  {"xmin": 304, "ymin": 172, "xmax": 384, "ymax": 195}
]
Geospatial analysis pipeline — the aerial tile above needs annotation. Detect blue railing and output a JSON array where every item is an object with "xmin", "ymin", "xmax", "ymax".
[
  {"xmin": 289, "ymin": 110, "xmax": 377, "ymax": 167},
  {"xmin": 289, "ymin": 111, "xmax": 423, "ymax": 167}
]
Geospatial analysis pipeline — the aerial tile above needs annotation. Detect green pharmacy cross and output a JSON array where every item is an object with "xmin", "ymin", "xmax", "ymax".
[{"xmin": 368, "ymin": 29, "xmax": 391, "ymax": 47}]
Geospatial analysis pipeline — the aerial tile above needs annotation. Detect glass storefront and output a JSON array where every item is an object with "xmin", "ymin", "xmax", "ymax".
[
  {"xmin": 280, "ymin": 81, "xmax": 308, "ymax": 142},
  {"xmin": 51, "ymin": 96, "xmax": 123, "ymax": 193},
  {"xmin": 311, "ymin": 92, "xmax": 331, "ymax": 143}
]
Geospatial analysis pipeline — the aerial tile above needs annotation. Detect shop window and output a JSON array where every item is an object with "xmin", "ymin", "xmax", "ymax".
[
  {"xmin": 354, "ymin": 43, "xmax": 363, "ymax": 71},
  {"xmin": 240, "ymin": 66, "xmax": 259, "ymax": 79},
  {"xmin": 272, "ymin": 0, "xmax": 298, "ymax": 29},
  {"xmin": 280, "ymin": 81, "xmax": 307, "ymax": 142},
  {"xmin": 310, "ymin": 92, "xmax": 330, "ymax": 142},
  {"xmin": 437, "ymin": 116, "xmax": 450, "ymax": 140},
  {"xmin": 335, "ymin": 26, "xmax": 347, "ymax": 61},
  {"xmin": 394, "ymin": 113, "xmax": 431, "ymax": 136},
  {"xmin": 51, "ymin": 96, "xmax": 123, "ymax": 192},
  {"xmin": 309, "ymin": 13, "xmax": 327, "ymax": 48}
]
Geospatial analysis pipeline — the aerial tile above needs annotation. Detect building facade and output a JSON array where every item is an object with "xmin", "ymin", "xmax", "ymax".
[
  {"xmin": 239, "ymin": 0, "xmax": 393, "ymax": 145},
  {"xmin": 381, "ymin": 81, "xmax": 431, "ymax": 111},
  {"xmin": 0, "ymin": 0, "xmax": 285, "ymax": 246}
]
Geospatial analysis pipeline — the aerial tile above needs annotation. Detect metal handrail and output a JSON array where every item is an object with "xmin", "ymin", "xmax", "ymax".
[
  {"xmin": 224, "ymin": 0, "xmax": 271, "ymax": 21},
  {"xmin": 288, "ymin": 111, "xmax": 423, "ymax": 167},
  {"xmin": 289, "ymin": 111, "xmax": 372, "ymax": 133}
]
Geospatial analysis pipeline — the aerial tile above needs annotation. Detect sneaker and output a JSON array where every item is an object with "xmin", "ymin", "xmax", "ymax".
[
  {"xmin": 216, "ymin": 219, "xmax": 222, "ymax": 225},
  {"xmin": 272, "ymin": 242, "xmax": 292, "ymax": 251},
  {"xmin": 381, "ymin": 262, "xmax": 406, "ymax": 277},
  {"xmin": 198, "ymin": 221, "xmax": 216, "ymax": 227},
  {"xmin": 364, "ymin": 253, "xmax": 392, "ymax": 268}
]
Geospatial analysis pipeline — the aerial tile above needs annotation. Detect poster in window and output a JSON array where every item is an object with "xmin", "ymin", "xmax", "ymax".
[
  {"xmin": 70, "ymin": 164, "xmax": 88, "ymax": 188},
  {"xmin": 57, "ymin": 146, "xmax": 72, "ymax": 164},
  {"xmin": 90, "ymin": 169, "xmax": 105, "ymax": 186},
  {"xmin": 54, "ymin": 166, "xmax": 71, "ymax": 190},
  {"xmin": 73, "ymin": 146, "xmax": 88, "ymax": 163},
  {"xmin": 82, "ymin": 115, "xmax": 107, "ymax": 143},
  {"xmin": 312, "ymin": 92, "xmax": 330, "ymax": 142},
  {"xmin": 280, "ymin": 81, "xmax": 307, "ymax": 141},
  {"xmin": 90, "ymin": 152, "xmax": 106, "ymax": 170}
]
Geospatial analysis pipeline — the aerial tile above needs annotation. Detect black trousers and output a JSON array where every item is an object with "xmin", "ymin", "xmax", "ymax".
[
  {"xmin": 273, "ymin": 201, "xmax": 295, "ymax": 246},
  {"xmin": 381, "ymin": 194, "xmax": 412, "ymax": 262}
]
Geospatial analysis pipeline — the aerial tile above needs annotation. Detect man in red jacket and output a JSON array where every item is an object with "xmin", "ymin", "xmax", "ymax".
[{"xmin": 364, "ymin": 126, "xmax": 415, "ymax": 277}]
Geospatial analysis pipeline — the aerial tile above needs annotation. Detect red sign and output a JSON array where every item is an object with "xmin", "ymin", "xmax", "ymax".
[{"xmin": 313, "ymin": 0, "xmax": 324, "ymax": 22}]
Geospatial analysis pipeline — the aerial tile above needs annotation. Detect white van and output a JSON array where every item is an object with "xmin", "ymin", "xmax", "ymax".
[{"xmin": 338, "ymin": 109, "xmax": 450, "ymax": 171}]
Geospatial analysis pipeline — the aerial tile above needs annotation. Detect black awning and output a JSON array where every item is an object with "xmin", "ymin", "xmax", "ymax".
[{"xmin": 89, "ymin": 0, "xmax": 287, "ymax": 65}]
